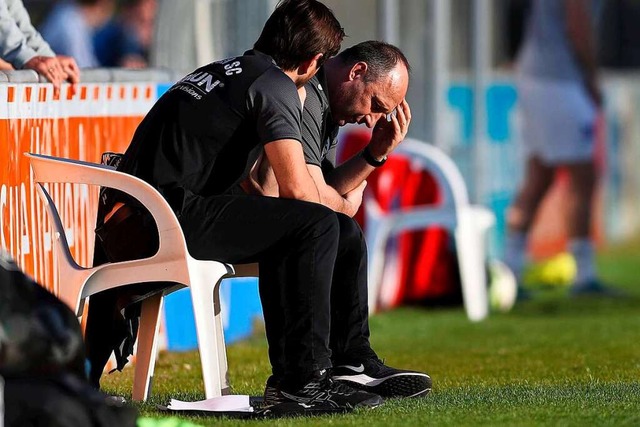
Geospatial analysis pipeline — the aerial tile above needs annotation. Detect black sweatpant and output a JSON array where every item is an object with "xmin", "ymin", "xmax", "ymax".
[
  {"xmin": 86, "ymin": 193, "xmax": 339, "ymax": 386},
  {"xmin": 259, "ymin": 213, "xmax": 378, "ymax": 379}
]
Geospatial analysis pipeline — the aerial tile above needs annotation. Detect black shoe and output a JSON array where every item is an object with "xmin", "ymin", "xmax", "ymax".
[
  {"xmin": 332, "ymin": 358, "xmax": 432, "ymax": 398},
  {"xmin": 262, "ymin": 370, "xmax": 383, "ymax": 415}
]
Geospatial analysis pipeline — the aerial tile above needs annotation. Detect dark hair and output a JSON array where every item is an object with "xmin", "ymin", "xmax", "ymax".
[
  {"xmin": 77, "ymin": 0, "xmax": 107, "ymax": 5},
  {"xmin": 254, "ymin": 0, "xmax": 345, "ymax": 71},
  {"xmin": 337, "ymin": 41, "xmax": 411, "ymax": 81}
]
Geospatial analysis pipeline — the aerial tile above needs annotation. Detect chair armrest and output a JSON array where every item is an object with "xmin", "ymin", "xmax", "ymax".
[
  {"xmin": 26, "ymin": 153, "xmax": 188, "ymax": 262},
  {"xmin": 395, "ymin": 139, "xmax": 471, "ymax": 208}
]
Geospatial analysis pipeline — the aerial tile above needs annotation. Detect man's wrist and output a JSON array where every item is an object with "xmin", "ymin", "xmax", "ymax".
[{"xmin": 361, "ymin": 145, "xmax": 387, "ymax": 167}]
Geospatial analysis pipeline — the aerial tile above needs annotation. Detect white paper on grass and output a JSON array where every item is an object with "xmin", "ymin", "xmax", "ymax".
[{"xmin": 167, "ymin": 395, "xmax": 253, "ymax": 412}]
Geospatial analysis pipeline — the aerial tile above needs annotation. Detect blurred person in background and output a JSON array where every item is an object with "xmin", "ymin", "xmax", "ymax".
[
  {"xmin": 0, "ymin": 0, "xmax": 79, "ymax": 93},
  {"xmin": 93, "ymin": 0, "xmax": 157, "ymax": 68},
  {"xmin": 505, "ymin": 0, "xmax": 614, "ymax": 296},
  {"xmin": 40, "ymin": 0, "xmax": 114, "ymax": 68}
]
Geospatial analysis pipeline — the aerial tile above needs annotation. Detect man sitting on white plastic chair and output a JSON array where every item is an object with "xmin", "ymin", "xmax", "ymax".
[
  {"xmin": 243, "ymin": 41, "xmax": 432, "ymax": 401},
  {"xmin": 84, "ymin": 0, "xmax": 389, "ymax": 416}
]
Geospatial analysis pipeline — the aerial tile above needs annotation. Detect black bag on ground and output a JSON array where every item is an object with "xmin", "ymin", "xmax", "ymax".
[{"xmin": 0, "ymin": 249, "xmax": 138, "ymax": 427}]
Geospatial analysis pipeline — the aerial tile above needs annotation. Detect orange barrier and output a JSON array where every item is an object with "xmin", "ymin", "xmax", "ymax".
[{"xmin": 0, "ymin": 76, "xmax": 162, "ymax": 293}]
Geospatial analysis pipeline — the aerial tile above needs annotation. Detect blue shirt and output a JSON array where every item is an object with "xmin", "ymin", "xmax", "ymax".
[
  {"xmin": 40, "ymin": 2, "xmax": 98, "ymax": 68},
  {"xmin": 93, "ymin": 19, "xmax": 146, "ymax": 67}
]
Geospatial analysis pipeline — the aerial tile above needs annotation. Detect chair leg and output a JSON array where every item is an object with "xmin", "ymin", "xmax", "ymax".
[
  {"xmin": 365, "ymin": 215, "xmax": 392, "ymax": 314},
  {"xmin": 454, "ymin": 210, "xmax": 489, "ymax": 322},
  {"xmin": 132, "ymin": 293, "xmax": 164, "ymax": 402},
  {"xmin": 189, "ymin": 263, "xmax": 230, "ymax": 399},
  {"xmin": 213, "ymin": 279, "xmax": 231, "ymax": 395}
]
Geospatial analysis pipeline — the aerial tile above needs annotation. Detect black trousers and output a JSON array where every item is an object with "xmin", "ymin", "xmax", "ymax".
[
  {"xmin": 259, "ymin": 213, "xmax": 377, "ymax": 379},
  {"xmin": 86, "ymin": 193, "xmax": 341, "ymax": 385}
]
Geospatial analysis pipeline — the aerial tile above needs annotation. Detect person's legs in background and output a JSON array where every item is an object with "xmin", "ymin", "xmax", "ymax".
[
  {"xmin": 505, "ymin": 76, "xmax": 557, "ymax": 294},
  {"xmin": 504, "ymin": 156, "xmax": 555, "ymax": 294},
  {"xmin": 505, "ymin": 78, "xmax": 616, "ymax": 296},
  {"xmin": 504, "ymin": 157, "xmax": 607, "ymax": 295},
  {"xmin": 564, "ymin": 160, "xmax": 611, "ymax": 293}
]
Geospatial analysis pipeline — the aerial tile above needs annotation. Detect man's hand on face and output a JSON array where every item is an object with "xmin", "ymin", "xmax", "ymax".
[{"xmin": 368, "ymin": 99, "xmax": 412, "ymax": 158}]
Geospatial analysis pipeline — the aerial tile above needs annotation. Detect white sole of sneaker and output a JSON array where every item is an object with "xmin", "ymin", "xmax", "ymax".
[{"xmin": 333, "ymin": 373, "xmax": 432, "ymax": 398}]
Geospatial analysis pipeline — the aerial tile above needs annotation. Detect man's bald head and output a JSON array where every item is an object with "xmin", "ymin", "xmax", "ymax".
[{"xmin": 325, "ymin": 41, "xmax": 410, "ymax": 127}]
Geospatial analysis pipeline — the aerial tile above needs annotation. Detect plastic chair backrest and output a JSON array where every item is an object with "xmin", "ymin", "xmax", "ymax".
[
  {"xmin": 393, "ymin": 138, "xmax": 470, "ymax": 210},
  {"xmin": 26, "ymin": 153, "xmax": 195, "ymax": 314}
]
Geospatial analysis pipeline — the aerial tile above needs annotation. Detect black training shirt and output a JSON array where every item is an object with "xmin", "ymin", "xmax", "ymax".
[{"xmin": 116, "ymin": 50, "xmax": 303, "ymax": 211}]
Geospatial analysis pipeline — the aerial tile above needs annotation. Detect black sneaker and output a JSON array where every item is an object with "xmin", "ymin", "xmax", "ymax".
[
  {"xmin": 332, "ymin": 358, "xmax": 432, "ymax": 398},
  {"xmin": 262, "ymin": 369, "xmax": 383, "ymax": 415}
]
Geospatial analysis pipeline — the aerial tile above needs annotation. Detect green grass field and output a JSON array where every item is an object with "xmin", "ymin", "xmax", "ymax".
[{"xmin": 102, "ymin": 241, "xmax": 640, "ymax": 426}]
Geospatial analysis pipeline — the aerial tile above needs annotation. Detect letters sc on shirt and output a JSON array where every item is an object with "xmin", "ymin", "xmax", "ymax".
[{"xmin": 223, "ymin": 61, "xmax": 242, "ymax": 76}]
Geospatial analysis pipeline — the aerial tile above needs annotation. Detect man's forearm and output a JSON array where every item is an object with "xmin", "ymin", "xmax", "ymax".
[
  {"xmin": 264, "ymin": 139, "xmax": 321, "ymax": 203},
  {"xmin": 8, "ymin": 0, "xmax": 55, "ymax": 57},
  {"xmin": 0, "ymin": 0, "xmax": 38, "ymax": 68},
  {"xmin": 243, "ymin": 153, "xmax": 280, "ymax": 196},
  {"xmin": 324, "ymin": 151, "xmax": 376, "ymax": 195},
  {"xmin": 317, "ymin": 182, "xmax": 359, "ymax": 216}
]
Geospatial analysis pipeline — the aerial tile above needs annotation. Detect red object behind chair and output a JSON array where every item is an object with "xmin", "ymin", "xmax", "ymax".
[{"xmin": 338, "ymin": 130, "xmax": 460, "ymax": 307}]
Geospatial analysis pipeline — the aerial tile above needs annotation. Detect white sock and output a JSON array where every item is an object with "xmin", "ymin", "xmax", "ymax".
[
  {"xmin": 503, "ymin": 231, "xmax": 528, "ymax": 283},
  {"xmin": 569, "ymin": 238, "xmax": 597, "ymax": 285}
]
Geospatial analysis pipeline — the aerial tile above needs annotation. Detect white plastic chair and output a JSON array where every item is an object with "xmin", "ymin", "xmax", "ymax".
[
  {"xmin": 364, "ymin": 139, "xmax": 495, "ymax": 321},
  {"xmin": 26, "ymin": 152, "xmax": 257, "ymax": 403}
]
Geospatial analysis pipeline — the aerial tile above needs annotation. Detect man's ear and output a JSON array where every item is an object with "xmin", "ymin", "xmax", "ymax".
[
  {"xmin": 349, "ymin": 62, "xmax": 368, "ymax": 81},
  {"xmin": 298, "ymin": 53, "xmax": 324, "ymax": 76}
]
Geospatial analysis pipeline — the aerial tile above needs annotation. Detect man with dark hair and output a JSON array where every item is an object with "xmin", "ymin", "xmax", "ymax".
[
  {"xmin": 244, "ymin": 41, "xmax": 432, "ymax": 402},
  {"xmin": 87, "ymin": 0, "xmax": 385, "ymax": 415},
  {"xmin": 253, "ymin": 0, "xmax": 342, "ymax": 71}
]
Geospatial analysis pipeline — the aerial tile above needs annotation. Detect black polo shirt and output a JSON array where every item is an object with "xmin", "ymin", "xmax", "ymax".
[
  {"xmin": 300, "ymin": 68, "xmax": 339, "ymax": 172},
  {"xmin": 117, "ymin": 50, "xmax": 303, "ymax": 211}
]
